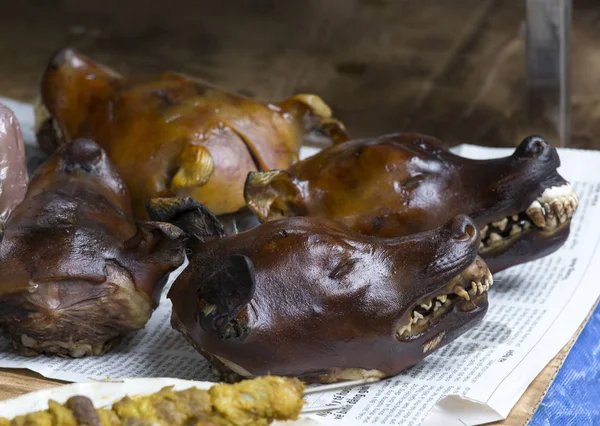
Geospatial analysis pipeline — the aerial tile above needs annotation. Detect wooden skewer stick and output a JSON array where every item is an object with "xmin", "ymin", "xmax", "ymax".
[
  {"xmin": 303, "ymin": 377, "xmax": 380, "ymax": 395},
  {"xmin": 301, "ymin": 404, "xmax": 352, "ymax": 414}
]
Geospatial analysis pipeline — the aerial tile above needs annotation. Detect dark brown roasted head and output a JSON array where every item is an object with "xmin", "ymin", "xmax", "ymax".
[
  {"xmin": 149, "ymin": 198, "xmax": 491, "ymax": 383},
  {"xmin": 36, "ymin": 48, "xmax": 348, "ymax": 219},
  {"xmin": 0, "ymin": 104, "xmax": 28, "ymax": 227},
  {"xmin": 245, "ymin": 133, "xmax": 578, "ymax": 272},
  {"xmin": 0, "ymin": 139, "xmax": 185, "ymax": 357}
]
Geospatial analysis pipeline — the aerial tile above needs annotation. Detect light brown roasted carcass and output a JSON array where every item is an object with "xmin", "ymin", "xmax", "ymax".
[{"xmin": 36, "ymin": 48, "xmax": 348, "ymax": 218}]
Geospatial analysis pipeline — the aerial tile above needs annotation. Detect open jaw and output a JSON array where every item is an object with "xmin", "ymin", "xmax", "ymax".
[
  {"xmin": 396, "ymin": 256, "xmax": 492, "ymax": 354},
  {"xmin": 479, "ymin": 183, "xmax": 578, "ymax": 253}
]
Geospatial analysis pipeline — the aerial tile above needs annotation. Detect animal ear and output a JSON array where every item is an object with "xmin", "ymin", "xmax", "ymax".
[
  {"xmin": 170, "ymin": 145, "xmax": 214, "ymax": 192},
  {"xmin": 277, "ymin": 94, "xmax": 350, "ymax": 144},
  {"xmin": 124, "ymin": 221, "xmax": 185, "ymax": 254},
  {"xmin": 244, "ymin": 170, "xmax": 304, "ymax": 222},
  {"xmin": 123, "ymin": 221, "xmax": 186, "ymax": 305},
  {"xmin": 197, "ymin": 255, "xmax": 256, "ymax": 339},
  {"xmin": 146, "ymin": 197, "xmax": 225, "ymax": 241}
]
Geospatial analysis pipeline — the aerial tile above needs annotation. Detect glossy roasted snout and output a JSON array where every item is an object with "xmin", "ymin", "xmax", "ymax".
[
  {"xmin": 512, "ymin": 135, "xmax": 561, "ymax": 174},
  {"xmin": 419, "ymin": 215, "xmax": 481, "ymax": 283},
  {"xmin": 446, "ymin": 214, "xmax": 478, "ymax": 243},
  {"xmin": 514, "ymin": 136, "xmax": 553, "ymax": 159},
  {"xmin": 61, "ymin": 138, "xmax": 104, "ymax": 169}
]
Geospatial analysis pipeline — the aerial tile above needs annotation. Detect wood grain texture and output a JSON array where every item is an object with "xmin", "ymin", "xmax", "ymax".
[
  {"xmin": 0, "ymin": 369, "xmax": 63, "ymax": 401},
  {"xmin": 0, "ymin": 1, "xmax": 597, "ymax": 148}
]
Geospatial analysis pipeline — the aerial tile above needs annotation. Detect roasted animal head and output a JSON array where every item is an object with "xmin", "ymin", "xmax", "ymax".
[
  {"xmin": 149, "ymin": 198, "xmax": 490, "ymax": 383},
  {"xmin": 36, "ymin": 48, "xmax": 348, "ymax": 219},
  {"xmin": 0, "ymin": 104, "xmax": 28, "ymax": 227},
  {"xmin": 245, "ymin": 133, "xmax": 577, "ymax": 272},
  {"xmin": 0, "ymin": 139, "xmax": 185, "ymax": 357}
]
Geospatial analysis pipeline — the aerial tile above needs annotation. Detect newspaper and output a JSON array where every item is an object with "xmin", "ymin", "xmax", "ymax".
[{"xmin": 0, "ymin": 97, "xmax": 599, "ymax": 425}]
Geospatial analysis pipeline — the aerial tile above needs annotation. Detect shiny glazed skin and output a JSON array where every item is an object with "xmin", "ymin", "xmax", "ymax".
[
  {"xmin": 0, "ymin": 139, "xmax": 185, "ymax": 357},
  {"xmin": 245, "ymin": 133, "xmax": 572, "ymax": 272},
  {"xmin": 150, "ymin": 198, "xmax": 489, "ymax": 383},
  {"xmin": 37, "ymin": 48, "xmax": 348, "ymax": 218},
  {"xmin": 0, "ymin": 104, "xmax": 28, "ymax": 223}
]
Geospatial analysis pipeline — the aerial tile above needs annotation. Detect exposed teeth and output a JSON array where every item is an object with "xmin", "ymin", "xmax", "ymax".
[
  {"xmin": 397, "ymin": 323, "xmax": 411, "ymax": 336},
  {"xmin": 481, "ymin": 219, "xmax": 522, "ymax": 250},
  {"xmin": 454, "ymin": 286, "xmax": 470, "ymax": 301},
  {"xmin": 526, "ymin": 200, "xmax": 546, "ymax": 227},
  {"xmin": 491, "ymin": 218, "xmax": 508, "ymax": 231},
  {"xmin": 466, "ymin": 280, "xmax": 486, "ymax": 295},
  {"xmin": 480, "ymin": 184, "xmax": 578, "ymax": 252},
  {"xmin": 202, "ymin": 304, "xmax": 217, "ymax": 316},
  {"xmin": 510, "ymin": 225, "xmax": 522, "ymax": 236},
  {"xmin": 469, "ymin": 281, "xmax": 478, "ymax": 296},
  {"xmin": 526, "ymin": 184, "xmax": 578, "ymax": 230},
  {"xmin": 552, "ymin": 201, "xmax": 565, "ymax": 223},
  {"xmin": 488, "ymin": 232, "xmax": 503, "ymax": 247},
  {"xmin": 420, "ymin": 301, "xmax": 433, "ymax": 310},
  {"xmin": 398, "ymin": 270, "xmax": 492, "ymax": 339},
  {"xmin": 544, "ymin": 202, "xmax": 558, "ymax": 228},
  {"xmin": 480, "ymin": 226, "xmax": 489, "ymax": 239},
  {"xmin": 488, "ymin": 232, "xmax": 501, "ymax": 241}
]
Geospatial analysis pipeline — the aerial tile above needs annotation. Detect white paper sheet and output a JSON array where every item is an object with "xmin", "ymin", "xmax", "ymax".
[{"xmin": 0, "ymin": 97, "xmax": 598, "ymax": 425}]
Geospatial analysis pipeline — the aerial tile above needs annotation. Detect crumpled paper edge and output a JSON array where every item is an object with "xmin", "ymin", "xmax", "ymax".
[{"xmin": 421, "ymin": 394, "xmax": 504, "ymax": 426}]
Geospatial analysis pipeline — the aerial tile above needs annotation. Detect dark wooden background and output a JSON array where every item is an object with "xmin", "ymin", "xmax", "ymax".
[{"xmin": 0, "ymin": 0, "xmax": 598, "ymax": 148}]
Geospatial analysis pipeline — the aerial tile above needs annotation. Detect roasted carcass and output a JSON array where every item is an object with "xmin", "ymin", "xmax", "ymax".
[
  {"xmin": 0, "ymin": 104, "xmax": 28, "ymax": 226},
  {"xmin": 36, "ymin": 48, "xmax": 348, "ymax": 218},
  {"xmin": 149, "ymin": 198, "xmax": 491, "ymax": 383},
  {"xmin": 0, "ymin": 139, "xmax": 185, "ymax": 357},
  {"xmin": 0, "ymin": 376, "xmax": 304, "ymax": 426},
  {"xmin": 245, "ymin": 133, "xmax": 578, "ymax": 272}
]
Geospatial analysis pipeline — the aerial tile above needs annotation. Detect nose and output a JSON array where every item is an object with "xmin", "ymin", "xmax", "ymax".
[
  {"xmin": 514, "ymin": 136, "xmax": 551, "ymax": 159},
  {"xmin": 446, "ymin": 215, "xmax": 479, "ymax": 245},
  {"xmin": 60, "ymin": 139, "xmax": 104, "ymax": 172}
]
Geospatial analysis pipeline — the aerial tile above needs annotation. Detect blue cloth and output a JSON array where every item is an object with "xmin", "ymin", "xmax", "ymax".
[{"xmin": 529, "ymin": 303, "xmax": 600, "ymax": 426}]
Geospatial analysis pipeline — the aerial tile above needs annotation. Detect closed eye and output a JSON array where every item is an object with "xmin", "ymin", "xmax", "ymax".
[
  {"xmin": 400, "ymin": 174, "xmax": 426, "ymax": 191},
  {"xmin": 329, "ymin": 258, "xmax": 357, "ymax": 280}
]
